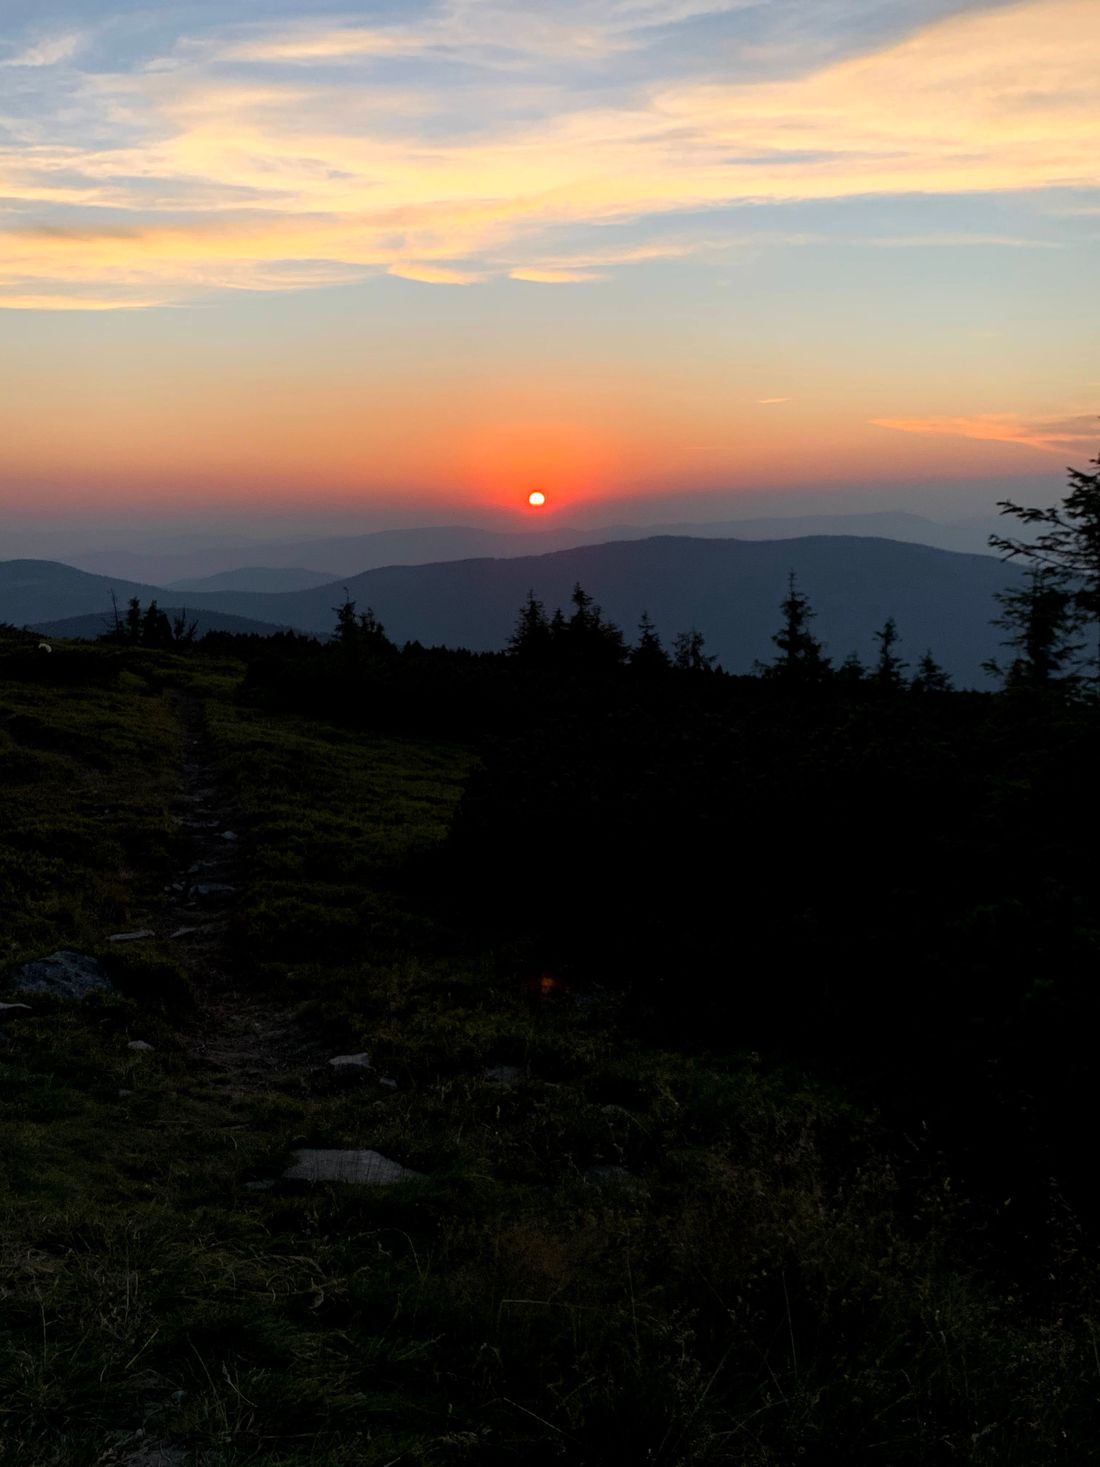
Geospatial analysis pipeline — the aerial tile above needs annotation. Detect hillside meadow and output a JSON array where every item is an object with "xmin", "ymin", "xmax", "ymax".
[{"xmin": 2, "ymin": 620, "xmax": 1100, "ymax": 1464}]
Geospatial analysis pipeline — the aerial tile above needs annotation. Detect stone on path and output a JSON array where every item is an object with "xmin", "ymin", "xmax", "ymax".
[
  {"xmin": 583, "ymin": 1164, "xmax": 639, "ymax": 1190},
  {"xmin": 192, "ymin": 883, "xmax": 236, "ymax": 903},
  {"xmin": 119, "ymin": 1443, "xmax": 191, "ymax": 1467},
  {"xmin": 328, "ymin": 1052, "xmax": 372, "ymax": 1070},
  {"xmin": 109, "ymin": 929, "xmax": 157, "ymax": 943},
  {"xmin": 484, "ymin": 1064, "xmax": 523, "ymax": 1087},
  {"xmin": 9, "ymin": 950, "xmax": 113, "ymax": 999},
  {"xmin": 283, "ymin": 1149, "xmax": 422, "ymax": 1185}
]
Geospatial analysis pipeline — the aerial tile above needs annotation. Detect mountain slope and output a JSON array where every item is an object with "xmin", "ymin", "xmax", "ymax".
[
  {"xmin": 183, "ymin": 535, "xmax": 1021, "ymax": 684},
  {"xmin": 0, "ymin": 561, "xmax": 290, "ymax": 637},
  {"xmin": 2, "ymin": 538, "xmax": 1022, "ymax": 682},
  {"xmin": 65, "ymin": 511, "xmax": 1006, "ymax": 584}
]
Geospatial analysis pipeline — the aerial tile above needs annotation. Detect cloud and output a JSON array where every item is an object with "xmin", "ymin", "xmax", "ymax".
[
  {"xmin": 871, "ymin": 413, "xmax": 1099, "ymax": 453},
  {"xmin": 757, "ymin": 396, "xmax": 788, "ymax": 404},
  {"xmin": 1, "ymin": 33, "xmax": 83, "ymax": 68},
  {"xmin": 511, "ymin": 267, "xmax": 605, "ymax": 282},
  {"xmin": 387, "ymin": 263, "xmax": 482, "ymax": 283},
  {"xmin": 1, "ymin": 0, "xmax": 1098, "ymax": 307}
]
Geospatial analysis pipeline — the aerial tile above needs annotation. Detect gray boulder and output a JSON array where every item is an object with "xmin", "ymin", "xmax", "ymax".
[
  {"xmin": 8, "ymin": 950, "xmax": 113, "ymax": 1000},
  {"xmin": 283, "ymin": 1149, "xmax": 422, "ymax": 1185}
]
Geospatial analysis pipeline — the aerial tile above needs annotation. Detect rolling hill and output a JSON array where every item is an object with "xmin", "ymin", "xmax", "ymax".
[
  {"xmin": 2, "ymin": 537, "xmax": 1023, "ymax": 683},
  {"xmin": 64, "ymin": 510, "xmax": 1010, "ymax": 587}
]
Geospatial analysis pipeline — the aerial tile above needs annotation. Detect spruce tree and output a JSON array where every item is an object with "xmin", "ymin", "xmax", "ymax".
[
  {"xmin": 991, "ymin": 441, "xmax": 1100, "ymax": 674},
  {"xmin": 509, "ymin": 591, "xmax": 551, "ymax": 659},
  {"xmin": 911, "ymin": 650, "xmax": 952, "ymax": 694},
  {"xmin": 631, "ymin": 611, "xmax": 670, "ymax": 672},
  {"xmin": 873, "ymin": 617, "xmax": 907, "ymax": 690},
  {"xmin": 985, "ymin": 566, "xmax": 1081, "ymax": 690},
  {"xmin": 762, "ymin": 572, "xmax": 830, "ymax": 681}
]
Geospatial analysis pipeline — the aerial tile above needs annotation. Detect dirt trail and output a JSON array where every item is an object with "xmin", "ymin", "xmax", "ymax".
[{"xmin": 142, "ymin": 694, "xmax": 322, "ymax": 1094}]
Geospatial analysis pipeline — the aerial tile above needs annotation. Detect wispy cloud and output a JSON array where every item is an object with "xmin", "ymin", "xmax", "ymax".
[
  {"xmin": 871, "ymin": 413, "xmax": 1099, "ymax": 453},
  {"xmin": 511, "ymin": 267, "xmax": 605, "ymax": 282},
  {"xmin": 757, "ymin": 397, "xmax": 788, "ymax": 404},
  {"xmin": 388, "ymin": 263, "xmax": 482, "ymax": 284},
  {"xmin": 1, "ymin": 0, "xmax": 1098, "ymax": 308},
  {"xmin": 1, "ymin": 32, "xmax": 83, "ymax": 68}
]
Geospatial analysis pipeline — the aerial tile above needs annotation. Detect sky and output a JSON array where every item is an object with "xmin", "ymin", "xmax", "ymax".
[{"xmin": 1, "ymin": 0, "xmax": 1098, "ymax": 548}]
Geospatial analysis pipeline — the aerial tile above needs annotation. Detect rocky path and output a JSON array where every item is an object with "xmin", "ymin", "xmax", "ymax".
[{"xmin": 151, "ymin": 694, "xmax": 322, "ymax": 1095}]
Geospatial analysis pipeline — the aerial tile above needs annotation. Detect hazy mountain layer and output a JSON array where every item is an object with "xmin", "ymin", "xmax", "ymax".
[
  {"xmin": 32, "ymin": 608, "xmax": 293, "ymax": 640},
  {"xmin": 64, "ymin": 511, "xmax": 1009, "ymax": 586},
  {"xmin": 2, "ymin": 537, "xmax": 1023, "ymax": 683},
  {"xmin": 166, "ymin": 567, "xmax": 336, "ymax": 593}
]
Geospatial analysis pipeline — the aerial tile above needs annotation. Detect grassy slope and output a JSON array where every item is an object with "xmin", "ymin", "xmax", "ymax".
[{"xmin": 2, "ymin": 636, "xmax": 1096, "ymax": 1466}]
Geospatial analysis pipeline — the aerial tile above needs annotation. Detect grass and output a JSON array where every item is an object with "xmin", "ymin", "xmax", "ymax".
[{"xmin": 2, "ymin": 638, "xmax": 1100, "ymax": 1464}]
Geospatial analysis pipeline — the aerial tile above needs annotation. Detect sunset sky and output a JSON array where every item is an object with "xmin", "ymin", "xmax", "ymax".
[{"xmin": 2, "ymin": 0, "xmax": 1097, "ymax": 546}]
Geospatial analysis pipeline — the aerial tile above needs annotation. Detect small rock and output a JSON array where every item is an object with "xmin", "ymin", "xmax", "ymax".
[
  {"xmin": 484, "ymin": 1064, "xmax": 523, "ymax": 1087},
  {"xmin": 168, "ymin": 927, "xmax": 199, "ymax": 940},
  {"xmin": 127, "ymin": 1040, "xmax": 154, "ymax": 1053},
  {"xmin": 109, "ymin": 930, "xmax": 157, "ymax": 943},
  {"xmin": 119, "ymin": 1444, "xmax": 189, "ymax": 1467},
  {"xmin": 193, "ymin": 883, "xmax": 236, "ymax": 903},
  {"xmin": 220, "ymin": 830, "xmax": 239, "ymax": 843},
  {"xmin": 583, "ymin": 1165, "xmax": 639, "ymax": 1190},
  {"xmin": 9, "ymin": 950, "xmax": 113, "ymax": 1000},
  {"xmin": 283, "ymin": 1149, "xmax": 422, "ymax": 1185},
  {"xmin": 328, "ymin": 1052, "xmax": 372, "ymax": 1070},
  {"xmin": 379, "ymin": 1076, "xmax": 399, "ymax": 1090}
]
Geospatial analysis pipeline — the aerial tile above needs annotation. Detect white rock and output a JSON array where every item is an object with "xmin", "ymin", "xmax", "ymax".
[
  {"xmin": 328, "ymin": 1052, "xmax": 372, "ymax": 1070},
  {"xmin": 283, "ymin": 1149, "xmax": 422, "ymax": 1185},
  {"xmin": 128, "ymin": 1040, "xmax": 155, "ymax": 1052}
]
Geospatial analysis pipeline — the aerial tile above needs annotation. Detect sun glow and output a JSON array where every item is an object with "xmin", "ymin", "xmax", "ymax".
[{"xmin": 528, "ymin": 490, "xmax": 546, "ymax": 507}]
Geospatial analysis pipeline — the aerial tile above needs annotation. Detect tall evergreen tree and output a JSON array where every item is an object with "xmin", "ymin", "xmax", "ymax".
[
  {"xmin": 991, "ymin": 441, "xmax": 1100, "ymax": 673},
  {"xmin": 509, "ymin": 591, "xmax": 552, "ymax": 660},
  {"xmin": 872, "ymin": 617, "xmax": 907, "ymax": 690},
  {"xmin": 985, "ymin": 566, "xmax": 1081, "ymax": 691},
  {"xmin": 910, "ymin": 650, "xmax": 952, "ymax": 694},
  {"xmin": 671, "ymin": 627, "xmax": 715, "ymax": 672},
  {"xmin": 762, "ymin": 572, "xmax": 830, "ymax": 681},
  {"xmin": 631, "ymin": 611, "xmax": 670, "ymax": 672}
]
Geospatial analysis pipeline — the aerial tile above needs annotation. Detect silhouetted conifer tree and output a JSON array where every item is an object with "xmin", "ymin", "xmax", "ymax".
[
  {"xmin": 762, "ymin": 572, "xmax": 830, "ymax": 681},
  {"xmin": 837, "ymin": 651, "xmax": 866, "ymax": 687},
  {"xmin": 991, "ymin": 440, "xmax": 1100, "ymax": 673},
  {"xmin": 873, "ymin": 617, "xmax": 906, "ymax": 689},
  {"xmin": 672, "ymin": 627, "xmax": 715, "ymax": 672},
  {"xmin": 509, "ymin": 591, "xmax": 552, "ymax": 660},
  {"xmin": 985, "ymin": 566, "xmax": 1081, "ymax": 690},
  {"xmin": 911, "ymin": 650, "xmax": 952, "ymax": 694},
  {"xmin": 333, "ymin": 593, "xmax": 392, "ymax": 655},
  {"xmin": 563, "ymin": 583, "xmax": 626, "ymax": 667},
  {"xmin": 631, "ymin": 610, "xmax": 670, "ymax": 672}
]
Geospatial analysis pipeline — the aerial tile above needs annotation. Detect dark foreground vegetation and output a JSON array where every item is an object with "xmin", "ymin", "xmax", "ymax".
[{"xmin": 3, "ymin": 458, "xmax": 1100, "ymax": 1464}]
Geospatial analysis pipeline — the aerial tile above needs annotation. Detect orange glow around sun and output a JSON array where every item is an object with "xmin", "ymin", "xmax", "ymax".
[{"xmin": 528, "ymin": 490, "xmax": 546, "ymax": 507}]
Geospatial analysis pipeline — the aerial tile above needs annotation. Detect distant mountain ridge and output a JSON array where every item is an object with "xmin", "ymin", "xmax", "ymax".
[
  {"xmin": 64, "ymin": 511, "xmax": 1009, "ymax": 586},
  {"xmin": 1, "ymin": 535, "xmax": 1022, "ymax": 685}
]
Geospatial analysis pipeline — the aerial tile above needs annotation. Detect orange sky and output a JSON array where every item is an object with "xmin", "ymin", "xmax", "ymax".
[{"xmin": 1, "ymin": 0, "xmax": 1097, "ymax": 538}]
